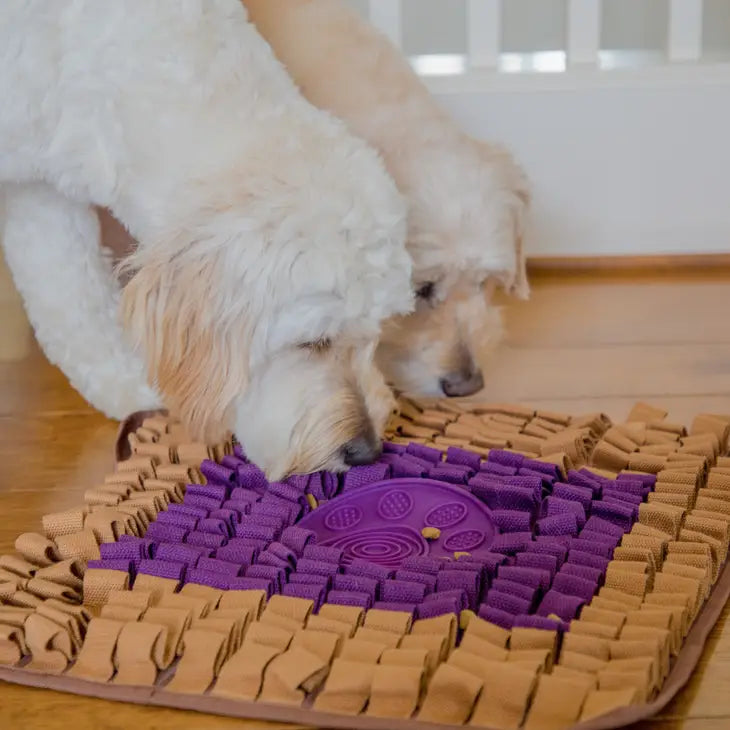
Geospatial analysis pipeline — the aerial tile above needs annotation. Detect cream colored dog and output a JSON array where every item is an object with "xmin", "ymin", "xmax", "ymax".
[{"xmin": 243, "ymin": 0, "xmax": 530, "ymax": 398}]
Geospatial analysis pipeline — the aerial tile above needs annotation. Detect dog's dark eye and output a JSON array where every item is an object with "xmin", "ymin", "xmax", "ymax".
[
  {"xmin": 299, "ymin": 338, "xmax": 332, "ymax": 353},
  {"xmin": 416, "ymin": 281, "xmax": 435, "ymax": 300}
]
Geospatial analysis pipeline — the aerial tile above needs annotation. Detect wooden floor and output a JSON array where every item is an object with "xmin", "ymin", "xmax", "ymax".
[{"xmin": 2, "ymin": 254, "xmax": 730, "ymax": 729}]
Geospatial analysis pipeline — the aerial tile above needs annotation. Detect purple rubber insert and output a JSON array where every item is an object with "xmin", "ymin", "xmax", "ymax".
[{"xmin": 297, "ymin": 479, "xmax": 497, "ymax": 566}]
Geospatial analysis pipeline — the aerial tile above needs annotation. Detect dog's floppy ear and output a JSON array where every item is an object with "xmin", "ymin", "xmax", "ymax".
[{"xmin": 120, "ymin": 245, "xmax": 248, "ymax": 441}]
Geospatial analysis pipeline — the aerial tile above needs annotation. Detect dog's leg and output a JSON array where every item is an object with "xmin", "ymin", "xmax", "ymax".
[{"xmin": 0, "ymin": 183, "xmax": 161, "ymax": 418}]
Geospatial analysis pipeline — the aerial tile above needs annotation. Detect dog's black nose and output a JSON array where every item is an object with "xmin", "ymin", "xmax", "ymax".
[
  {"xmin": 440, "ymin": 368, "xmax": 484, "ymax": 398},
  {"xmin": 342, "ymin": 431, "xmax": 382, "ymax": 466}
]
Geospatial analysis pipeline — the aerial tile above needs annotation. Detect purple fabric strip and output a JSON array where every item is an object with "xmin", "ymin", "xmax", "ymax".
[
  {"xmin": 200, "ymin": 460, "xmax": 236, "ymax": 486},
  {"xmin": 196, "ymin": 556, "xmax": 243, "ymax": 577},
  {"xmin": 446, "ymin": 446, "xmax": 482, "ymax": 471},
  {"xmin": 346, "ymin": 559, "xmax": 393, "ymax": 582},
  {"xmin": 480, "ymin": 462, "xmax": 519, "ymax": 476},
  {"xmin": 428, "ymin": 465, "xmax": 469, "ymax": 485},
  {"xmin": 229, "ymin": 488, "xmax": 259, "ymax": 505},
  {"xmin": 522, "ymin": 460, "xmax": 560, "ymax": 479},
  {"xmin": 296, "ymin": 558, "xmax": 341, "ymax": 578},
  {"xmin": 87, "ymin": 559, "xmax": 133, "ymax": 574},
  {"xmin": 168, "ymin": 504, "xmax": 210, "ymax": 519},
  {"xmin": 401, "ymin": 556, "xmax": 443, "ymax": 575},
  {"xmin": 435, "ymin": 570, "xmax": 481, "ymax": 607},
  {"xmin": 288, "ymin": 572, "xmax": 331, "ymax": 589},
  {"xmin": 227, "ymin": 576, "xmax": 274, "ymax": 596},
  {"xmin": 246, "ymin": 564, "xmax": 287, "ymax": 592},
  {"xmin": 417, "ymin": 597, "xmax": 461, "ymax": 619},
  {"xmin": 537, "ymin": 589, "xmax": 586, "ymax": 620},
  {"xmin": 492, "ymin": 510, "xmax": 533, "ymax": 533},
  {"xmin": 490, "ymin": 532, "xmax": 533, "ymax": 555},
  {"xmin": 519, "ymin": 469, "xmax": 557, "ymax": 487},
  {"xmin": 485, "ymin": 589, "xmax": 532, "ymax": 615},
  {"xmin": 220, "ymin": 501, "xmax": 252, "ymax": 519},
  {"xmin": 326, "ymin": 589, "xmax": 372, "ymax": 610},
  {"xmin": 138, "ymin": 558, "xmax": 185, "ymax": 581},
  {"xmin": 302, "ymin": 544, "xmax": 343, "ymax": 565},
  {"xmin": 490, "ymin": 578, "xmax": 537, "ymax": 604},
  {"xmin": 99, "ymin": 541, "xmax": 147, "ymax": 560},
  {"xmin": 498, "ymin": 565, "xmax": 552, "ymax": 591},
  {"xmin": 343, "ymin": 463, "xmax": 391, "ymax": 491},
  {"xmin": 382, "ymin": 441, "xmax": 407, "ymax": 455},
  {"xmin": 257, "ymin": 494, "xmax": 301, "ymax": 523},
  {"xmin": 406, "ymin": 442, "xmax": 443, "ymax": 464},
  {"xmin": 590, "ymin": 500, "xmax": 636, "ymax": 531},
  {"xmin": 394, "ymin": 570, "xmax": 438, "ymax": 592},
  {"xmin": 567, "ymin": 470, "xmax": 603, "ymax": 492},
  {"xmin": 155, "ymin": 511, "xmax": 199, "ymax": 531},
  {"xmin": 145, "ymin": 523, "xmax": 189, "ymax": 543},
  {"xmin": 617, "ymin": 472, "xmax": 656, "ymax": 486},
  {"xmin": 185, "ymin": 531, "xmax": 227, "ymax": 549},
  {"xmin": 155, "ymin": 542, "xmax": 209, "ymax": 567},
  {"xmin": 233, "ymin": 443, "xmax": 246, "ymax": 460},
  {"xmin": 515, "ymin": 552, "xmax": 558, "ymax": 579},
  {"xmin": 261, "ymin": 542, "xmax": 298, "ymax": 568},
  {"xmin": 524, "ymin": 540, "xmax": 568, "ymax": 566},
  {"xmin": 236, "ymin": 463, "xmax": 269, "ymax": 493},
  {"xmin": 552, "ymin": 572, "xmax": 599, "ymax": 601},
  {"xmin": 213, "ymin": 542, "xmax": 257, "ymax": 566},
  {"xmin": 380, "ymin": 579, "xmax": 427, "ymax": 604},
  {"xmin": 321, "ymin": 473, "xmax": 339, "ymax": 499},
  {"xmin": 536, "ymin": 513, "xmax": 579, "ymax": 537},
  {"xmin": 372, "ymin": 601, "xmax": 417, "ymax": 615},
  {"xmin": 183, "ymin": 494, "xmax": 223, "ymax": 512},
  {"xmin": 512, "ymin": 613, "xmax": 568, "ymax": 632},
  {"xmin": 560, "ymin": 562, "xmax": 604, "ymax": 584},
  {"xmin": 569, "ymin": 537, "xmax": 614, "ymax": 558},
  {"xmin": 567, "ymin": 549, "xmax": 610, "ymax": 572},
  {"xmin": 552, "ymin": 483, "xmax": 594, "ymax": 510},
  {"xmin": 577, "ymin": 529, "xmax": 622, "ymax": 548},
  {"xmin": 235, "ymin": 524, "xmax": 279, "ymax": 542},
  {"xmin": 197, "ymin": 518, "xmax": 231, "ymax": 538},
  {"xmin": 390, "ymin": 459, "xmax": 429, "ymax": 479},
  {"xmin": 209, "ymin": 509, "xmax": 239, "ymax": 531},
  {"xmin": 268, "ymin": 481, "xmax": 307, "ymax": 504},
  {"xmin": 239, "ymin": 513, "xmax": 284, "ymax": 532},
  {"xmin": 478, "ymin": 604, "xmax": 517, "ymax": 629},
  {"xmin": 471, "ymin": 484, "xmax": 536, "ymax": 513},
  {"xmin": 305, "ymin": 474, "xmax": 326, "ymax": 501},
  {"xmin": 280, "ymin": 526, "xmax": 316, "ymax": 555},
  {"xmin": 423, "ymin": 589, "xmax": 468, "ymax": 612},
  {"xmin": 582, "ymin": 516, "xmax": 626, "ymax": 539},
  {"xmin": 282, "ymin": 582, "xmax": 326, "ymax": 609},
  {"xmin": 541, "ymin": 496, "xmax": 586, "ymax": 530},
  {"xmin": 220, "ymin": 454, "xmax": 245, "ymax": 472},
  {"xmin": 488, "ymin": 450, "xmax": 525, "ymax": 468}
]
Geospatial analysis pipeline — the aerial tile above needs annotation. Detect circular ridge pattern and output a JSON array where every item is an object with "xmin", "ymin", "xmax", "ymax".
[{"xmin": 321, "ymin": 526, "xmax": 426, "ymax": 567}]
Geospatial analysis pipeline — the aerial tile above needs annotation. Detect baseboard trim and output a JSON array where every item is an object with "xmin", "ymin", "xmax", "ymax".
[{"xmin": 527, "ymin": 253, "xmax": 730, "ymax": 277}]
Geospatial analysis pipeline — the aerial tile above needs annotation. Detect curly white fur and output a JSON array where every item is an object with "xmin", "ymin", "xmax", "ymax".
[
  {"xmin": 0, "ymin": 0, "xmax": 413, "ymax": 478},
  {"xmin": 244, "ymin": 0, "xmax": 531, "ymax": 397}
]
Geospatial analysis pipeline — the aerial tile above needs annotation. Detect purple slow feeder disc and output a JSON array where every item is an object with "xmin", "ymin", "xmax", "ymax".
[{"xmin": 297, "ymin": 478, "xmax": 496, "ymax": 567}]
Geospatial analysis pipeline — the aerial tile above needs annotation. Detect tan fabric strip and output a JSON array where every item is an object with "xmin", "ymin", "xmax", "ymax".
[
  {"xmin": 305, "ymin": 614, "xmax": 353, "ymax": 641},
  {"xmin": 561, "ymin": 633, "xmax": 610, "ymax": 661},
  {"xmin": 468, "ymin": 661, "xmax": 539, "ymax": 729},
  {"xmin": 353, "ymin": 626, "xmax": 401, "ymax": 648},
  {"xmin": 638, "ymin": 503, "xmax": 684, "ymax": 540},
  {"xmin": 523, "ymin": 672, "xmax": 590, "ymax": 730},
  {"xmin": 0, "ymin": 624, "xmax": 25, "ymax": 666},
  {"xmin": 104, "ymin": 472, "xmax": 143, "ymax": 489},
  {"xmin": 166, "ymin": 629, "xmax": 228, "ymax": 694},
  {"xmin": 591, "ymin": 442, "xmax": 629, "ymax": 472},
  {"xmin": 579, "ymin": 606, "xmax": 627, "ymax": 633},
  {"xmin": 216, "ymin": 589, "xmax": 265, "ymax": 618},
  {"xmin": 14, "ymin": 533, "xmax": 60, "ymax": 566},
  {"xmin": 339, "ymin": 638, "xmax": 388, "ymax": 663},
  {"xmin": 604, "ymin": 564, "xmax": 650, "ymax": 598},
  {"xmin": 558, "ymin": 651, "xmax": 608, "ymax": 674},
  {"xmin": 157, "ymin": 592, "xmax": 213, "ymax": 620},
  {"xmin": 550, "ymin": 666, "xmax": 596, "ymax": 692},
  {"xmin": 24, "ymin": 612, "xmax": 75, "ymax": 673},
  {"xmin": 245, "ymin": 621, "xmax": 294, "ymax": 652},
  {"xmin": 180, "ymin": 583, "xmax": 225, "ymax": 610},
  {"xmin": 509, "ymin": 627, "xmax": 558, "ymax": 652},
  {"xmin": 417, "ymin": 662, "xmax": 482, "ymax": 725},
  {"xmin": 569, "ymin": 620, "xmax": 621, "ymax": 640},
  {"xmin": 67, "ymin": 617, "xmax": 125, "ymax": 682},
  {"xmin": 648, "ymin": 493, "xmax": 691, "ymax": 509},
  {"xmin": 508, "ymin": 648, "xmax": 553, "ymax": 673},
  {"xmin": 291, "ymin": 628, "xmax": 341, "ymax": 664},
  {"xmin": 100, "ymin": 604, "xmax": 145, "ymax": 622},
  {"xmin": 9, "ymin": 591, "xmax": 43, "ymax": 608},
  {"xmin": 84, "ymin": 489, "xmax": 123, "ymax": 507},
  {"xmin": 312, "ymin": 658, "xmax": 375, "ymax": 715},
  {"xmin": 609, "ymin": 640, "xmax": 663, "ymax": 688},
  {"xmin": 133, "ymin": 442, "xmax": 173, "ymax": 463},
  {"xmin": 459, "ymin": 631, "xmax": 509, "ymax": 662},
  {"xmin": 399, "ymin": 632, "xmax": 450, "ymax": 664},
  {"xmin": 627, "ymin": 402, "xmax": 668, "ymax": 422},
  {"xmin": 601, "ymin": 656, "xmax": 657, "ymax": 694},
  {"xmin": 627, "ymin": 453, "xmax": 667, "ymax": 474},
  {"xmin": 116, "ymin": 456, "xmax": 157, "ymax": 478},
  {"xmin": 114, "ymin": 621, "xmax": 168, "ymax": 685},
  {"xmin": 461, "ymin": 613, "xmax": 510, "ymax": 648},
  {"xmin": 259, "ymin": 646, "xmax": 329, "ymax": 705},
  {"xmin": 363, "ymin": 608, "xmax": 412, "ymax": 635},
  {"xmin": 132, "ymin": 574, "xmax": 179, "ymax": 606},
  {"xmin": 25, "ymin": 577, "xmax": 81, "ymax": 604},
  {"xmin": 83, "ymin": 569, "xmax": 130, "ymax": 608},
  {"xmin": 54, "ymin": 530, "xmax": 101, "ymax": 561},
  {"xmin": 212, "ymin": 640, "xmax": 281, "ymax": 701},
  {"xmin": 142, "ymin": 607, "xmax": 192, "ymax": 667},
  {"xmin": 191, "ymin": 615, "xmax": 242, "ymax": 659},
  {"xmin": 412, "ymin": 612, "xmax": 458, "ymax": 651},
  {"xmin": 258, "ymin": 610, "xmax": 303, "ymax": 633},
  {"xmin": 141, "ymin": 416, "xmax": 170, "ymax": 435},
  {"xmin": 580, "ymin": 687, "xmax": 640, "ymax": 721},
  {"xmin": 0, "ymin": 554, "xmax": 40, "ymax": 579},
  {"xmin": 42, "ymin": 509, "xmax": 87, "ymax": 540},
  {"xmin": 107, "ymin": 589, "xmax": 151, "ymax": 610},
  {"xmin": 366, "ymin": 663, "xmax": 424, "ymax": 719},
  {"xmin": 596, "ymin": 587, "xmax": 644, "ymax": 609},
  {"xmin": 176, "ymin": 443, "xmax": 211, "ymax": 464}
]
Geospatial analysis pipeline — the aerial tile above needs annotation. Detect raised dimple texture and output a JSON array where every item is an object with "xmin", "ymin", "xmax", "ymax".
[
  {"xmin": 443, "ymin": 530, "xmax": 486, "ymax": 552},
  {"xmin": 323, "ymin": 505, "xmax": 363, "ymax": 531},
  {"xmin": 377, "ymin": 490, "xmax": 414, "ymax": 520},
  {"xmin": 424, "ymin": 502, "xmax": 467, "ymax": 529}
]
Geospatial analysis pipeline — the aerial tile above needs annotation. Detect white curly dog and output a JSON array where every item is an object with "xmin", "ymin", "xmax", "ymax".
[{"xmin": 0, "ymin": 0, "xmax": 414, "ymax": 479}]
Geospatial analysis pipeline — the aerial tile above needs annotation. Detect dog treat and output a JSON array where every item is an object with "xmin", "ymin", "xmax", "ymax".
[{"xmin": 2, "ymin": 402, "xmax": 730, "ymax": 730}]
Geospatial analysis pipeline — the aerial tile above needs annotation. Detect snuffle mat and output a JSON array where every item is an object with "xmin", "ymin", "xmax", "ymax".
[{"xmin": 2, "ymin": 397, "xmax": 730, "ymax": 730}]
